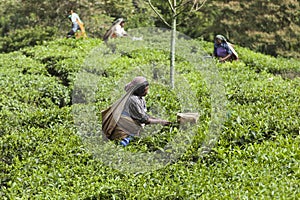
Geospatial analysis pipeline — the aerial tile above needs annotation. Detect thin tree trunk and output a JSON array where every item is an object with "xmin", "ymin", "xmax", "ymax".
[{"xmin": 170, "ymin": 1, "xmax": 176, "ymax": 89}]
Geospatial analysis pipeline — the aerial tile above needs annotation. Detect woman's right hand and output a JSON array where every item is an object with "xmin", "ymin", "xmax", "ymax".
[
  {"xmin": 160, "ymin": 120, "xmax": 171, "ymax": 126},
  {"xmin": 148, "ymin": 118, "xmax": 171, "ymax": 126}
]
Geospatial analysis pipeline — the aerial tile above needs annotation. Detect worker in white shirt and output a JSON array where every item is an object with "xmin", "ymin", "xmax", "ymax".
[
  {"xmin": 103, "ymin": 18, "xmax": 128, "ymax": 42},
  {"xmin": 67, "ymin": 10, "xmax": 84, "ymax": 38},
  {"xmin": 114, "ymin": 19, "xmax": 128, "ymax": 37}
]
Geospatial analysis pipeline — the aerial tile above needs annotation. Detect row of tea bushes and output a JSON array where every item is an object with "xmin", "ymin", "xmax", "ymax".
[{"xmin": 1, "ymin": 37, "xmax": 299, "ymax": 198}]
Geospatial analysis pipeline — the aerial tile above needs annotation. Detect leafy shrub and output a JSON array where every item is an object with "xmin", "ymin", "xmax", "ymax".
[
  {"xmin": 237, "ymin": 46, "xmax": 300, "ymax": 78},
  {"xmin": 0, "ymin": 26, "xmax": 57, "ymax": 53},
  {"xmin": 1, "ymin": 38, "xmax": 300, "ymax": 199}
]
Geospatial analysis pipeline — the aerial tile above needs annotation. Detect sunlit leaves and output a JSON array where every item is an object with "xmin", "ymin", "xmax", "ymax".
[{"xmin": 1, "ymin": 38, "xmax": 300, "ymax": 199}]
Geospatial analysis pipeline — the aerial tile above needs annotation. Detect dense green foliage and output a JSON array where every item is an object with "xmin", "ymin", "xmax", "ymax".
[
  {"xmin": 0, "ymin": 0, "xmax": 299, "ymax": 58},
  {"xmin": 1, "ymin": 36, "xmax": 300, "ymax": 199},
  {"xmin": 203, "ymin": 0, "xmax": 300, "ymax": 58}
]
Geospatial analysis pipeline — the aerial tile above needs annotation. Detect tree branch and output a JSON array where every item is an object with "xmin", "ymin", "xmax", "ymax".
[
  {"xmin": 176, "ymin": 0, "xmax": 186, "ymax": 8},
  {"xmin": 147, "ymin": 0, "xmax": 171, "ymax": 27},
  {"xmin": 190, "ymin": 0, "xmax": 207, "ymax": 12},
  {"xmin": 168, "ymin": 0, "xmax": 175, "ymax": 13}
]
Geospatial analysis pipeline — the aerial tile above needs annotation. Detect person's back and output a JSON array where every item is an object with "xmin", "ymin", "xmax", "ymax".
[
  {"xmin": 70, "ymin": 11, "xmax": 82, "ymax": 25},
  {"xmin": 67, "ymin": 9, "xmax": 86, "ymax": 39}
]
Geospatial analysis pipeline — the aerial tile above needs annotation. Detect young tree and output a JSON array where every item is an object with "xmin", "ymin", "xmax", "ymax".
[{"xmin": 147, "ymin": 0, "xmax": 207, "ymax": 88}]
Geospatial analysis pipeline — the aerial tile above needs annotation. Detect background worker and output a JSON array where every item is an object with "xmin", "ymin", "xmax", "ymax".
[
  {"xmin": 67, "ymin": 9, "xmax": 85, "ymax": 38},
  {"xmin": 213, "ymin": 35, "xmax": 238, "ymax": 62},
  {"xmin": 114, "ymin": 19, "xmax": 128, "ymax": 37},
  {"xmin": 103, "ymin": 18, "xmax": 128, "ymax": 42}
]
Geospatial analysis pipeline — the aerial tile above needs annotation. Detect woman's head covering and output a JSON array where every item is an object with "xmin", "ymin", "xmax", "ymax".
[
  {"xmin": 215, "ymin": 35, "xmax": 227, "ymax": 42},
  {"xmin": 124, "ymin": 76, "xmax": 149, "ymax": 95},
  {"xmin": 113, "ymin": 18, "xmax": 125, "ymax": 26}
]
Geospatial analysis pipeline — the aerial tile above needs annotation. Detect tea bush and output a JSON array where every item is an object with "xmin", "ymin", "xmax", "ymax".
[
  {"xmin": 0, "ymin": 26, "xmax": 57, "ymax": 53},
  {"xmin": 1, "ymin": 37, "xmax": 300, "ymax": 199},
  {"xmin": 237, "ymin": 46, "xmax": 300, "ymax": 78},
  {"xmin": 218, "ymin": 61, "xmax": 300, "ymax": 148}
]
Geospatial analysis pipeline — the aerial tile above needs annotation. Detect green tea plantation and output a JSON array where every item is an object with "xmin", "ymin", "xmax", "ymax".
[{"xmin": 1, "ymin": 37, "xmax": 299, "ymax": 199}]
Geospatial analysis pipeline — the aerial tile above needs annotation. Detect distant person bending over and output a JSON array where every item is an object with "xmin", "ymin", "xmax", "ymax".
[
  {"xmin": 103, "ymin": 18, "xmax": 128, "ymax": 42},
  {"xmin": 67, "ymin": 10, "xmax": 84, "ymax": 38},
  {"xmin": 101, "ymin": 76, "xmax": 170, "ymax": 146},
  {"xmin": 213, "ymin": 35, "xmax": 238, "ymax": 62},
  {"xmin": 114, "ymin": 19, "xmax": 127, "ymax": 37}
]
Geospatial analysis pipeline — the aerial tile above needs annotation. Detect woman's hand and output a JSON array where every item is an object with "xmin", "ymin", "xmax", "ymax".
[
  {"xmin": 160, "ymin": 120, "xmax": 171, "ymax": 126},
  {"xmin": 148, "ymin": 118, "xmax": 171, "ymax": 126},
  {"xmin": 220, "ymin": 54, "xmax": 232, "ymax": 62}
]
